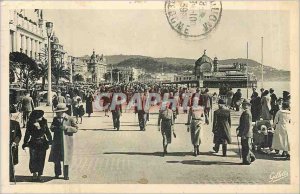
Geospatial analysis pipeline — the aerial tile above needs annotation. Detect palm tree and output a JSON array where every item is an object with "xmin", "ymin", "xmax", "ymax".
[{"xmin": 9, "ymin": 52, "xmax": 41, "ymax": 89}]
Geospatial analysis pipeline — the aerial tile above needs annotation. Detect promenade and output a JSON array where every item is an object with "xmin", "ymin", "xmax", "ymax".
[{"xmin": 11, "ymin": 103, "xmax": 290, "ymax": 184}]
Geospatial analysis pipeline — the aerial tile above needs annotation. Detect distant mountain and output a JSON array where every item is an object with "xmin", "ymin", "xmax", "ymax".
[{"xmin": 102, "ymin": 55, "xmax": 290, "ymax": 81}]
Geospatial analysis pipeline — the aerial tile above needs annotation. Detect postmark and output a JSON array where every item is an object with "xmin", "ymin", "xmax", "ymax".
[{"xmin": 165, "ymin": 0, "xmax": 222, "ymax": 39}]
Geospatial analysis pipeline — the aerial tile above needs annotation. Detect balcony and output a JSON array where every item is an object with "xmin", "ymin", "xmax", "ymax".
[{"xmin": 16, "ymin": 14, "xmax": 43, "ymax": 38}]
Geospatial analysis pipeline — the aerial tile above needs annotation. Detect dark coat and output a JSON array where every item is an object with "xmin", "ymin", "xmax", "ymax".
[
  {"xmin": 237, "ymin": 109, "xmax": 253, "ymax": 138},
  {"xmin": 250, "ymin": 96, "xmax": 261, "ymax": 122},
  {"xmin": 212, "ymin": 108, "xmax": 232, "ymax": 144},
  {"xmin": 85, "ymin": 95, "xmax": 94, "ymax": 114},
  {"xmin": 23, "ymin": 118, "xmax": 52, "ymax": 174},
  {"xmin": 23, "ymin": 118, "xmax": 52, "ymax": 150},
  {"xmin": 10, "ymin": 120, "xmax": 22, "ymax": 165}
]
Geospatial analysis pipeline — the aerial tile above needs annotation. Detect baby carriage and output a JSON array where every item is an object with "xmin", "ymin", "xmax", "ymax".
[{"xmin": 252, "ymin": 120, "xmax": 275, "ymax": 153}]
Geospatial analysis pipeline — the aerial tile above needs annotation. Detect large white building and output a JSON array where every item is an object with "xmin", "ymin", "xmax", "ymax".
[{"xmin": 9, "ymin": 9, "xmax": 46, "ymax": 59}]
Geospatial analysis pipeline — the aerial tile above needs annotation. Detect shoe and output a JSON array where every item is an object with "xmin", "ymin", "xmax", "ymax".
[
  {"xmin": 117, "ymin": 127, "xmax": 119, "ymax": 131},
  {"xmin": 197, "ymin": 147, "xmax": 200, "ymax": 155},
  {"xmin": 242, "ymin": 162, "xmax": 251, "ymax": 165},
  {"xmin": 36, "ymin": 175, "xmax": 42, "ymax": 182},
  {"xmin": 32, "ymin": 173, "xmax": 38, "ymax": 181},
  {"xmin": 250, "ymin": 156, "xmax": 256, "ymax": 162},
  {"xmin": 64, "ymin": 177, "xmax": 69, "ymax": 180},
  {"xmin": 213, "ymin": 147, "xmax": 218, "ymax": 153},
  {"xmin": 54, "ymin": 175, "xmax": 60, "ymax": 179},
  {"xmin": 286, "ymin": 154, "xmax": 290, "ymax": 160},
  {"xmin": 281, "ymin": 152, "xmax": 287, "ymax": 157}
]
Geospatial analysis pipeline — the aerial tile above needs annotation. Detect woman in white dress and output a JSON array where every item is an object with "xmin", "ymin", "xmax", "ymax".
[{"xmin": 272, "ymin": 102, "xmax": 291, "ymax": 160}]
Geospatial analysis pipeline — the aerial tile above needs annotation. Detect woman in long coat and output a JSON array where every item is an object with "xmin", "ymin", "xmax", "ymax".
[
  {"xmin": 186, "ymin": 105, "xmax": 204, "ymax": 156},
  {"xmin": 272, "ymin": 102, "xmax": 291, "ymax": 159},
  {"xmin": 212, "ymin": 99, "xmax": 232, "ymax": 156},
  {"xmin": 22, "ymin": 110, "xmax": 52, "ymax": 182},
  {"xmin": 48, "ymin": 103, "xmax": 78, "ymax": 180},
  {"xmin": 250, "ymin": 92, "xmax": 262, "ymax": 122},
  {"xmin": 261, "ymin": 90, "xmax": 272, "ymax": 120},
  {"xmin": 85, "ymin": 91, "xmax": 94, "ymax": 117}
]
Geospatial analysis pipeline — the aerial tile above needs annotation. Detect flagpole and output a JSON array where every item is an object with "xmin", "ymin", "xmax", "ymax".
[
  {"xmin": 246, "ymin": 42, "xmax": 249, "ymax": 99},
  {"xmin": 261, "ymin": 37, "xmax": 264, "ymax": 89}
]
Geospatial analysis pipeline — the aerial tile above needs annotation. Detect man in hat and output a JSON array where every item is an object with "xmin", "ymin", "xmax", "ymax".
[
  {"xmin": 136, "ymin": 89, "xmax": 147, "ymax": 131},
  {"xmin": 57, "ymin": 91, "xmax": 66, "ymax": 104},
  {"xmin": 111, "ymin": 91, "xmax": 122, "ymax": 131},
  {"xmin": 49, "ymin": 103, "xmax": 78, "ymax": 180},
  {"xmin": 201, "ymin": 88, "xmax": 212, "ymax": 124},
  {"xmin": 9, "ymin": 105, "xmax": 22, "ymax": 182},
  {"xmin": 21, "ymin": 91, "xmax": 35, "ymax": 128},
  {"xmin": 237, "ymin": 99, "xmax": 256, "ymax": 165},
  {"xmin": 212, "ymin": 99, "xmax": 232, "ymax": 156},
  {"xmin": 158, "ymin": 101, "xmax": 175, "ymax": 156},
  {"xmin": 269, "ymin": 88, "xmax": 279, "ymax": 121}
]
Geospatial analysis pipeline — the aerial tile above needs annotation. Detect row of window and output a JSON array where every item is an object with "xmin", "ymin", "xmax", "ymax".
[{"xmin": 175, "ymin": 77, "xmax": 193, "ymax": 81}]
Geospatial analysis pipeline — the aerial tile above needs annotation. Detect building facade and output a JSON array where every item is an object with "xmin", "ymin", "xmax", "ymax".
[
  {"xmin": 86, "ymin": 50, "xmax": 107, "ymax": 84},
  {"xmin": 9, "ymin": 9, "xmax": 46, "ymax": 59}
]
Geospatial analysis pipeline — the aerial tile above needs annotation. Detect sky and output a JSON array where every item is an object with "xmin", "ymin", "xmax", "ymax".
[{"xmin": 44, "ymin": 6, "xmax": 290, "ymax": 70}]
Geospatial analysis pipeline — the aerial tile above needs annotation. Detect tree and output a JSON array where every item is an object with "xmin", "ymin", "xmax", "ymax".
[
  {"xmin": 9, "ymin": 52, "xmax": 41, "ymax": 89},
  {"xmin": 73, "ymin": 74, "xmax": 84, "ymax": 82}
]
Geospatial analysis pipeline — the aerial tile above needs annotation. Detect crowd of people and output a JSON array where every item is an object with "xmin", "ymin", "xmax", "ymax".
[{"xmin": 9, "ymin": 82, "xmax": 291, "ymax": 182}]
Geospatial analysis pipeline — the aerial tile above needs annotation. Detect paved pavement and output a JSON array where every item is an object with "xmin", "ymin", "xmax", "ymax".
[{"xmin": 11, "ymin": 103, "xmax": 290, "ymax": 184}]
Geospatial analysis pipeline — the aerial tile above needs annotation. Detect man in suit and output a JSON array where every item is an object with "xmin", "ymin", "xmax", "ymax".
[
  {"xmin": 237, "ymin": 99, "xmax": 256, "ymax": 165},
  {"xmin": 21, "ymin": 91, "xmax": 35, "ymax": 128},
  {"xmin": 9, "ymin": 105, "xmax": 22, "ymax": 182},
  {"xmin": 111, "ymin": 90, "xmax": 122, "ymax": 131},
  {"xmin": 48, "ymin": 103, "xmax": 78, "ymax": 180},
  {"xmin": 212, "ymin": 99, "xmax": 232, "ymax": 156},
  {"xmin": 201, "ymin": 88, "xmax": 212, "ymax": 124}
]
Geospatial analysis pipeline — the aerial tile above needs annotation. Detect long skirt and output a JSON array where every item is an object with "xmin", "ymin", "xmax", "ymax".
[
  {"xmin": 29, "ymin": 148, "xmax": 47, "ymax": 175},
  {"xmin": 190, "ymin": 124, "xmax": 201, "ymax": 146},
  {"xmin": 161, "ymin": 120, "xmax": 173, "ymax": 146},
  {"xmin": 272, "ymin": 129, "xmax": 290, "ymax": 151}
]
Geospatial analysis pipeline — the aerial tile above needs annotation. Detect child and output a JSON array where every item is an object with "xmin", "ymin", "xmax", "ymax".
[{"xmin": 74, "ymin": 97, "xmax": 85, "ymax": 124}]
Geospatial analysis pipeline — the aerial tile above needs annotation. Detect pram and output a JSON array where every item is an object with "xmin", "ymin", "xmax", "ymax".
[{"xmin": 252, "ymin": 120, "xmax": 274, "ymax": 152}]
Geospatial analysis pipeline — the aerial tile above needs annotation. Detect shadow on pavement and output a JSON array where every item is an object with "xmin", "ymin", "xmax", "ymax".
[
  {"xmin": 12, "ymin": 175, "xmax": 54, "ymax": 183},
  {"xmin": 104, "ymin": 151, "xmax": 192, "ymax": 157},
  {"xmin": 80, "ymin": 128, "xmax": 141, "ymax": 131},
  {"xmin": 166, "ymin": 160, "xmax": 241, "ymax": 165}
]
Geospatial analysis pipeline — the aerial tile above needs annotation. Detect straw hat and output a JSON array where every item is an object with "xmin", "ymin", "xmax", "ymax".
[
  {"xmin": 54, "ymin": 103, "xmax": 68, "ymax": 112},
  {"xmin": 242, "ymin": 99, "xmax": 251, "ymax": 106}
]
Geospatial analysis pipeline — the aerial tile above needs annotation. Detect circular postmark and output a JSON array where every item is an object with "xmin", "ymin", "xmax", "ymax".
[{"xmin": 165, "ymin": 0, "xmax": 222, "ymax": 39}]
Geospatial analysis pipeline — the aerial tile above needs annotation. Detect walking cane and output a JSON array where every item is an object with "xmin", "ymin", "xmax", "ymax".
[
  {"xmin": 236, "ymin": 131, "xmax": 242, "ymax": 159},
  {"xmin": 10, "ymin": 145, "xmax": 16, "ymax": 185}
]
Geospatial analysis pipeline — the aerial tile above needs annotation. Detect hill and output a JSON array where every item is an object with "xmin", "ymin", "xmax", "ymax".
[{"xmin": 103, "ymin": 55, "xmax": 290, "ymax": 81}]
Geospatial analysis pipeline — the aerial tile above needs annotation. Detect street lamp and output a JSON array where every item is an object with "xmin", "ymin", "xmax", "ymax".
[{"xmin": 46, "ymin": 22, "xmax": 53, "ymax": 106}]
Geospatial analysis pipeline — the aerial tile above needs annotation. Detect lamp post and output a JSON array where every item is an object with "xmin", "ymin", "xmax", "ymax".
[{"xmin": 46, "ymin": 22, "xmax": 53, "ymax": 106}]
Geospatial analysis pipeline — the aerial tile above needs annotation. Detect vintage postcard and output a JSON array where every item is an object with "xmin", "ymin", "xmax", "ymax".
[{"xmin": 0, "ymin": 0, "xmax": 299, "ymax": 193}]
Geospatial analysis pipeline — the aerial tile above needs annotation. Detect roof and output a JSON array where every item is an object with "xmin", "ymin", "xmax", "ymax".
[{"xmin": 195, "ymin": 50, "xmax": 213, "ymax": 66}]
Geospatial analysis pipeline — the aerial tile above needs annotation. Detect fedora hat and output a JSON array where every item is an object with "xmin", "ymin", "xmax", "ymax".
[
  {"xmin": 54, "ymin": 103, "xmax": 68, "ymax": 112},
  {"xmin": 242, "ymin": 99, "xmax": 251, "ymax": 106}
]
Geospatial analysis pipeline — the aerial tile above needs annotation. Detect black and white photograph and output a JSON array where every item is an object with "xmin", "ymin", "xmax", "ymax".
[{"xmin": 1, "ymin": 1, "xmax": 299, "ymax": 194}]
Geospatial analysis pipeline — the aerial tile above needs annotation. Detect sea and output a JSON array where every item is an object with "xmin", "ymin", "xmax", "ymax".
[{"xmin": 208, "ymin": 81, "xmax": 290, "ymax": 99}]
